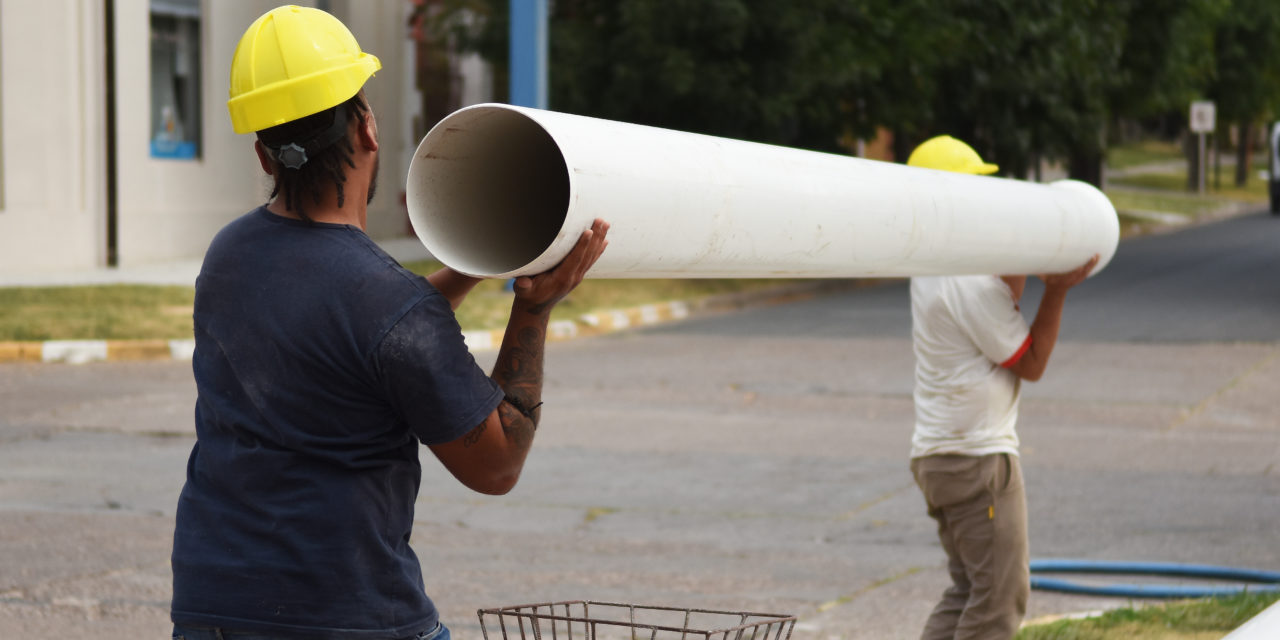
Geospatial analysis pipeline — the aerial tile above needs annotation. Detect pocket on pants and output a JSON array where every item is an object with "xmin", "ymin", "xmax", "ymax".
[
  {"xmin": 915, "ymin": 455, "xmax": 989, "ymax": 510},
  {"xmin": 990, "ymin": 453, "xmax": 1022, "ymax": 497}
]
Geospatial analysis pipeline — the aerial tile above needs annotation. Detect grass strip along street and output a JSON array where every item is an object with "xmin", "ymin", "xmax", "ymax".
[
  {"xmin": 1015, "ymin": 591, "xmax": 1280, "ymax": 639},
  {"xmin": 0, "ymin": 269, "xmax": 801, "ymax": 342},
  {"xmin": 0, "ymin": 285, "xmax": 196, "ymax": 342}
]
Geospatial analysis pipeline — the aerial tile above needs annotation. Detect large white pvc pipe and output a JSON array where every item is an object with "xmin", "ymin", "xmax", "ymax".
[{"xmin": 406, "ymin": 104, "xmax": 1118, "ymax": 279}]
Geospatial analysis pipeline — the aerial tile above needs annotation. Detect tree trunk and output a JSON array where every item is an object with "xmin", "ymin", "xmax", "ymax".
[
  {"xmin": 1236, "ymin": 120, "xmax": 1254, "ymax": 187},
  {"xmin": 891, "ymin": 128, "xmax": 914, "ymax": 164},
  {"xmin": 1068, "ymin": 151, "xmax": 1104, "ymax": 188},
  {"xmin": 1214, "ymin": 132, "xmax": 1221, "ymax": 190},
  {"xmin": 1184, "ymin": 134, "xmax": 1200, "ymax": 192}
]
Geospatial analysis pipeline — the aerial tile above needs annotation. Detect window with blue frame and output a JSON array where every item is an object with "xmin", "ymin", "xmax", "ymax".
[{"xmin": 149, "ymin": 0, "xmax": 201, "ymax": 160}]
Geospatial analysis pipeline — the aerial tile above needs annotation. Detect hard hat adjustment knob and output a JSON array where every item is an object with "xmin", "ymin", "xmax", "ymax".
[{"xmin": 276, "ymin": 143, "xmax": 308, "ymax": 170}]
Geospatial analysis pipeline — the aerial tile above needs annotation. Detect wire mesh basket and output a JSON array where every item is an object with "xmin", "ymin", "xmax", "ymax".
[{"xmin": 477, "ymin": 600, "xmax": 796, "ymax": 640}]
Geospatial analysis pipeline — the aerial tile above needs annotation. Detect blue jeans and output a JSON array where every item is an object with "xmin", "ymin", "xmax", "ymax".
[{"xmin": 172, "ymin": 622, "xmax": 450, "ymax": 640}]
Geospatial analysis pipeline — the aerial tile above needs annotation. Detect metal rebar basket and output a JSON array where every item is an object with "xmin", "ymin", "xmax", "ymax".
[{"xmin": 477, "ymin": 600, "xmax": 796, "ymax": 640}]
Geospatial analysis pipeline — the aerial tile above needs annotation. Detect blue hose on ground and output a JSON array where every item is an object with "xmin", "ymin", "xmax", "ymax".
[{"xmin": 1030, "ymin": 559, "xmax": 1280, "ymax": 599}]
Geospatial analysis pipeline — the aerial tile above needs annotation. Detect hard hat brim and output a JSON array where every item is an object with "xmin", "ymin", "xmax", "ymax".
[{"xmin": 228, "ymin": 54, "xmax": 381, "ymax": 134}]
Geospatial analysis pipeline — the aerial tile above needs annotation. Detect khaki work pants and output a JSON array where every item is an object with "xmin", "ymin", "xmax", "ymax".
[{"xmin": 911, "ymin": 453, "xmax": 1029, "ymax": 640}]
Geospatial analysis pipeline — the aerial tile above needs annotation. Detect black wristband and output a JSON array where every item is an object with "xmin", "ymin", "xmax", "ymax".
[{"xmin": 504, "ymin": 395, "xmax": 543, "ymax": 421}]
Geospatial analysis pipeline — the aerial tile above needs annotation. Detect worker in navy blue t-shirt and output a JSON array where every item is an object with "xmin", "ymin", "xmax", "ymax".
[{"xmin": 170, "ymin": 7, "xmax": 609, "ymax": 640}]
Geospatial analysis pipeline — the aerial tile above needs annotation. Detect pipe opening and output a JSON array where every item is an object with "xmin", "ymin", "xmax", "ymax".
[{"xmin": 406, "ymin": 106, "xmax": 570, "ymax": 278}]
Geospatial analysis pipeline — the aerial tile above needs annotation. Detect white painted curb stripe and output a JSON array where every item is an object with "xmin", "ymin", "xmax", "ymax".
[
  {"xmin": 169, "ymin": 339, "xmax": 196, "ymax": 361},
  {"xmin": 549, "ymin": 320, "xmax": 578, "ymax": 340},
  {"xmin": 13, "ymin": 300, "xmax": 699, "ymax": 360},
  {"xmin": 462, "ymin": 330, "xmax": 496, "ymax": 351},
  {"xmin": 608, "ymin": 310, "xmax": 630, "ymax": 330},
  {"xmin": 639, "ymin": 305, "xmax": 661, "ymax": 325},
  {"xmin": 42, "ymin": 340, "xmax": 109, "ymax": 364}
]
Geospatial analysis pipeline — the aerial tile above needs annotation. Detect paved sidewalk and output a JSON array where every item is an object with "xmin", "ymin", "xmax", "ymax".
[{"xmin": 2, "ymin": 311, "xmax": 1276, "ymax": 639}]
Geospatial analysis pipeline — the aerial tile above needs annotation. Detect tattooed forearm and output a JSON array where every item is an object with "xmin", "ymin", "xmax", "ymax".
[
  {"xmin": 498, "ymin": 400, "xmax": 536, "ymax": 449},
  {"xmin": 462, "ymin": 420, "xmax": 487, "ymax": 448},
  {"xmin": 495, "ymin": 325, "xmax": 545, "ymax": 408},
  {"xmin": 491, "ymin": 296, "xmax": 551, "ymax": 451},
  {"xmin": 524, "ymin": 300, "xmax": 553, "ymax": 316}
]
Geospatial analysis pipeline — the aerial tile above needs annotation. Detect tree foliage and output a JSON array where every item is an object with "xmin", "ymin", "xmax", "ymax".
[
  {"xmin": 1110, "ymin": 0, "xmax": 1226, "ymax": 121},
  {"xmin": 1207, "ymin": 0, "xmax": 1280, "ymax": 124},
  {"xmin": 1207, "ymin": 0, "xmax": 1280, "ymax": 183},
  {"xmin": 431, "ymin": 0, "xmax": 1280, "ymax": 185},
  {"xmin": 915, "ymin": 0, "xmax": 1127, "ymax": 178},
  {"xmin": 437, "ymin": 0, "xmax": 893, "ymax": 152}
]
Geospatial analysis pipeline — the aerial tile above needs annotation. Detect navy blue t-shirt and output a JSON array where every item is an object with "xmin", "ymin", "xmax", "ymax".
[{"xmin": 171, "ymin": 208, "xmax": 503, "ymax": 638}]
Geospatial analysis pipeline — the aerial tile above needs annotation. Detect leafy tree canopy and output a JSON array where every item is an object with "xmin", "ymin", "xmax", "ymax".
[{"xmin": 432, "ymin": 0, "xmax": 1280, "ymax": 183}]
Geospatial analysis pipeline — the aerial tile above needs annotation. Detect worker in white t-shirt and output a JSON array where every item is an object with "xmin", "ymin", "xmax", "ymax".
[{"xmin": 906, "ymin": 136, "xmax": 1099, "ymax": 640}]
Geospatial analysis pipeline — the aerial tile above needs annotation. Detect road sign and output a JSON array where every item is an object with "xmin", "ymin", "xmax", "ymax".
[
  {"xmin": 1190, "ymin": 101, "xmax": 1216, "ymax": 194},
  {"xmin": 1190, "ymin": 101, "xmax": 1216, "ymax": 133}
]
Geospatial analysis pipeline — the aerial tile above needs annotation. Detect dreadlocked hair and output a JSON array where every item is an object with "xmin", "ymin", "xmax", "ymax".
[{"xmin": 257, "ymin": 94, "xmax": 369, "ymax": 223}]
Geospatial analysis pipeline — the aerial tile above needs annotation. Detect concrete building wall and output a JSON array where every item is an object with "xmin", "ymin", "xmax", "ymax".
[
  {"xmin": 0, "ymin": 0, "xmax": 109, "ymax": 273},
  {"xmin": 0, "ymin": 0, "xmax": 421, "ymax": 275}
]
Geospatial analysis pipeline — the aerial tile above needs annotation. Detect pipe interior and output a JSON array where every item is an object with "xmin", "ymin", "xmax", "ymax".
[{"xmin": 410, "ymin": 107, "xmax": 569, "ymax": 277}]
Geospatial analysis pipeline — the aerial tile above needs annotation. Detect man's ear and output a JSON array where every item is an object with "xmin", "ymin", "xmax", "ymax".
[
  {"xmin": 356, "ymin": 111, "xmax": 379, "ymax": 153},
  {"xmin": 254, "ymin": 140, "xmax": 275, "ymax": 176}
]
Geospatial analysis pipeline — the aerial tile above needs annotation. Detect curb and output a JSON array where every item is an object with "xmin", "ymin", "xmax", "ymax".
[
  {"xmin": 447, "ymin": 279, "xmax": 879, "ymax": 353},
  {"xmin": 0, "ymin": 282, "xmax": 865, "ymax": 364},
  {"xmin": 0, "ymin": 339, "xmax": 196, "ymax": 365},
  {"xmin": 461, "ymin": 299, "xmax": 693, "ymax": 352},
  {"xmin": 0, "ymin": 298, "xmax": 702, "ymax": 363},
  {"xmin": 0, "ymin": 301, "xmax": 701, "ymax": 364}
]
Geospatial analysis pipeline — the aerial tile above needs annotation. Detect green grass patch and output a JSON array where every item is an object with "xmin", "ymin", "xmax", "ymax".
[
  {"xmin": 1110, "ymin": 172, "xmax": 1194, "ymax": 192},
  {"xmin": 1104, "ymin": 189, "xmax": 1222, "ymax": 218},
  {"xmin": 0, "ymin": 267, "xmax": 804, "ymax": 341},
  {"xmin": 0, "ymin": 285, "xmax": 195, "ymax": 341},
  {"xmin": 1110, "ymin": 171, "xmax": 1268, "ymax": 203},
  {"xmin": 1016, "ymin": 591, "xmax": 1280, "ymax": 639},
  {"xmin": 1107, "ymin": 140, "xmax": 1184, "ymax": 170}
]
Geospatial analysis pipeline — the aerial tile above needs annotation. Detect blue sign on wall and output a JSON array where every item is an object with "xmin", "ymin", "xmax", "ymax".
[{"xmin": 150, "ymin": 139, "xmax": 198, "ymax": 159}]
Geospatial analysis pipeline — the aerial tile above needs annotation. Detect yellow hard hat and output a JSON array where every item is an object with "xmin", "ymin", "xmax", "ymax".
[
  {"xmin": 227, "ymin": 5, "xmax": 381, "ymax": 134},
  {"xmin": 906, "ymin": 135, "xmax": 999, "ymax": 175}
]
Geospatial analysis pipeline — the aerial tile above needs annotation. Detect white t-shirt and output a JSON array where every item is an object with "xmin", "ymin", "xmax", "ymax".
[{"xmin": 909, "ymin": 275, "xmax": 1031, "ymax": 459}]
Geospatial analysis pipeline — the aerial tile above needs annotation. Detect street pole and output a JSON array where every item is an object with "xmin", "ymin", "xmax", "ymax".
[
  {"xmin": 509, "ymin": 0, "xmax": 548, "ymax": 110},
  {"xmin": 1270, "ymin": 122, "xmax": 1280, "ymax": 214},
  {"xmin": 504, "ymin": 0, "xmax": 548, "ymax": 291},
  {"xmin": 1198, "ymin": 132, "xmax": 1206, "ymax": 195}
]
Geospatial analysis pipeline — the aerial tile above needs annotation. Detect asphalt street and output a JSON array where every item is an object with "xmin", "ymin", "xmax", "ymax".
[{"xmin": 0, "ymin": 211, "xmax": 1277, "ymax": 639}]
